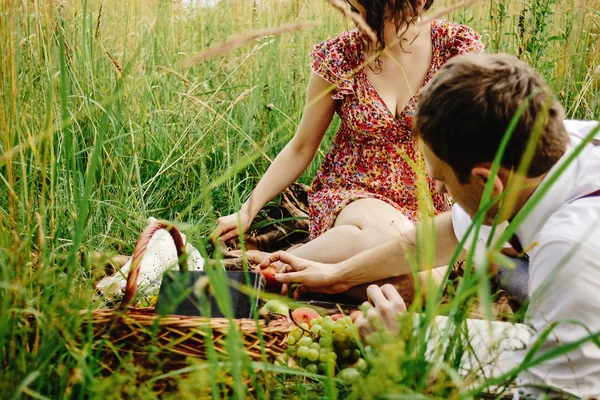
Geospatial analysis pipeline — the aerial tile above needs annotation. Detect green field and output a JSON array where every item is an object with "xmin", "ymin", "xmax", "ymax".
[{"xmin": 1, "ymin": 0, "xmax": 599, "ymax": 398}]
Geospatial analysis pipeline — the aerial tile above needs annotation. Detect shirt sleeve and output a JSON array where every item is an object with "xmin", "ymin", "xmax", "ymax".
[
  {"xmin": 448, "ymin": 23, "xmax": 485, "ymax": 57},
  {"xmin": 563, "ymin": 119, "xmax": 600, "ymax": 141},
  {"xmin": 514, "ymin": 238, "xmax": 600, "ymax": 397},
  {"xmin": 310, "ymin": 33, "xmax": 356, "ymax": 100}
]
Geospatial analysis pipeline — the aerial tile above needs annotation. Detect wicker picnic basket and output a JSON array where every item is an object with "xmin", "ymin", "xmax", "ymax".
[{"xmin": 81, "ymin": 220, "xmax": 293, "ymax": 385}]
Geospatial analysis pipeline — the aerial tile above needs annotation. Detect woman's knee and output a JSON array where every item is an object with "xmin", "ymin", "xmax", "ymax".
[
  {"xmin": 330, "ymin": 223, "xmax": 363, "ymax": 241},
  {"xmin": 334, "ymin": 198, "xmax": 413, "ymax": 235},
  {"xmin": 329, "ymin": 223, "xmax": 396, "ymax": 250}
]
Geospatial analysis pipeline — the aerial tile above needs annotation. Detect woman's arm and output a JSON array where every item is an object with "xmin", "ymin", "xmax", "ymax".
[{"xmin": 212, "ymin": 72, "xmax": 338, "ymax": 242}]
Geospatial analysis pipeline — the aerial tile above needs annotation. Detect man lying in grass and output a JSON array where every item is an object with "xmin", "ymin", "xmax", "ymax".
[{"xmin": 258, "ymin": 53, "xmax": 600, "ymax": 397}]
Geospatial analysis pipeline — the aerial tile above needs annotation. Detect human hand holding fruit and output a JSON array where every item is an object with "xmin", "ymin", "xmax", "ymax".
[
  {"xmin": 254, "ymin": 264, "xmax": 281, "ymax": 291},
  {"xmin": 259, "ymin": 251, "xmax": 353, "ymax": 298}
]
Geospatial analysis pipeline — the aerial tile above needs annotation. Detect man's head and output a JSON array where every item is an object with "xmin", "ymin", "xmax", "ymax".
[{"xmin": 414, "ymin": 53, "xmax": 569, "ymax": 222}]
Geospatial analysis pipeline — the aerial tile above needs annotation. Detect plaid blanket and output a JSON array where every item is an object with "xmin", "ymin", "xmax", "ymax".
[{"xmin": 214, "ymin": 183, "xmax": 518, "ymax": 320}]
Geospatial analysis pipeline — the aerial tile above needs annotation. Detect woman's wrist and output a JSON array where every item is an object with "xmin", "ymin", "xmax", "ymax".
[{"xmin": 241, "ymin": 198, "xmax": 259, "ymax": 219}]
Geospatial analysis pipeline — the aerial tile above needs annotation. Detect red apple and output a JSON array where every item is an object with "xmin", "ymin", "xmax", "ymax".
[
  {"xmin": 291, "ymin": 307, "xmax": 320, "ymax": 325},
  {"xmin": 255, "ymin": 265, "xmax": 281, "ymax": 291}
]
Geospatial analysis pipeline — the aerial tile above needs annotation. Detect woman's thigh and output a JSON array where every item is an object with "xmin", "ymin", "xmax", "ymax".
[
  {"xmin": 334, "ymin": 198, "xmax": 448, "ymax": 302},
  {"xmin": 334, "ymin": 198, "xmax": 413, "ymax": 237}
]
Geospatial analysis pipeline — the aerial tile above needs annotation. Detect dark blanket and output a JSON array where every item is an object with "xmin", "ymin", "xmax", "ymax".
[{"xmin": 214, "ymin": 183, "xmax": 517, "ymax": 320}]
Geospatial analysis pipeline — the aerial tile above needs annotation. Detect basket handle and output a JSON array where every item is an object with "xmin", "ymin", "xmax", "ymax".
[{"xmin": 120, "ymin": 220, "xmax": 188, "ymax": 309}]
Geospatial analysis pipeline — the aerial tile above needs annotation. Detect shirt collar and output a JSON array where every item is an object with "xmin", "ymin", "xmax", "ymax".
[
  {"xmin": 513, "ymin": 145, "xmax": 577, "ymax": 248},
  {"xmin": 514, "ymin": 123, "xmax": 600, "ymax": 247}
]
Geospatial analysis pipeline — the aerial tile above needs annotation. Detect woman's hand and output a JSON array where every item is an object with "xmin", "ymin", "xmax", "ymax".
[
  {"xmin": 211, "ymin": 72, "xmax": 336, "ymax": 247},
  {"xmin": 355, "ymin": 284, "xmax": 407, "ymax": 339},
  {"xmin": 258, "ymin": 251, "xmax": 353, "ymax": 298},
  {"xmin": 211, "ymin": 206, "xmax": 254, "ymax": 244}
]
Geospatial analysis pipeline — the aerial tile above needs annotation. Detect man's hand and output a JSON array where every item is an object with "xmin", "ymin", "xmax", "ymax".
[
  {"xmin": 258, "ymin": 251, "xmax": 353, "ymax": 298},
  {"xmin": 355, "ymin": 284, "xmax": 407, "ymax": 338}
]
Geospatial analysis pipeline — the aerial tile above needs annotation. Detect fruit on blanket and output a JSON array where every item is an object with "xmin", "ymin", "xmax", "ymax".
[
  {"xmin": 255, "ymin": 265, "xmax": 280, "ymax": 290},
  {"xmin": 288, "ymin": 312, "xmax": 364, "ymax": 378},
  {"xmin": 291, "ymin": 307, "xmax": 320, "ymax": 325},
  {"xmin": 332, "ymin": 312, "xmax": 363, "ymax": 323},
  {"xmin": 350, "ymin": 310, "xmax": 362, "ymax": 322},
  {"xmin": 305, "ymin": 363, "xmax": 318, "ymax": 374},
  {"xmin": 353, "ymin": 358, "xmax": 368, "ymax": 372},
  {"xmin": 337, "ymin": 367, "xmax": 361, "ymax": 383},
  {"xmin": 259, "ymin": 299, "xmax": 289, "ymax": 317}
]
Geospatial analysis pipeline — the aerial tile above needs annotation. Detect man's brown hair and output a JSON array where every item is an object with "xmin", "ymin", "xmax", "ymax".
[{"xmin": 414, "ymin": 53, "xmax": 569, "ymax": 183}]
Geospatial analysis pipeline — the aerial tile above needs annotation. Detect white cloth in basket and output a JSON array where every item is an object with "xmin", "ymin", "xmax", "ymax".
[{"xmin": 96, "ymin": 217, "xmax": 205, "ymax": 303}]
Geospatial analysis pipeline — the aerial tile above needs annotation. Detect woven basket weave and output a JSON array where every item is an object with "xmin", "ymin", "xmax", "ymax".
[{"xmin": 81, "ymin": 220, "xmax": 293, "ymax": 381}]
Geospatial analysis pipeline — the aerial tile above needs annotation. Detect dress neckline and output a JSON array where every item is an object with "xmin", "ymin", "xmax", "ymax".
[{"xmin": 357, "ymin": 20, "xmax": 438, "ymax": 122}]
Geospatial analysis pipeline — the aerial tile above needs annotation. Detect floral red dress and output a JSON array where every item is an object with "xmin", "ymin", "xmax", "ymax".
[{"xmin": 308, "ymin": 20, "xmax": 483, "ymax": 239}]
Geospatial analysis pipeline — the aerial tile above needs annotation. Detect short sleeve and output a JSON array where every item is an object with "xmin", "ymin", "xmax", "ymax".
[
  {"xmin": 514, "ymin": 238, "xmax": 600, "ymax": 397},
  {"xmin": 446, "ymin": 22, "xmax": 484, "ymax": 58},
  {"xmin": 310, "ymin": 32, "xmax": 357, "ymax": 100}
]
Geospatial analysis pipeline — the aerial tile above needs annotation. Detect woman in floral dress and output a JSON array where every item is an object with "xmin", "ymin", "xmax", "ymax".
[{"xmin": 213, "ymin": 0, "xmax": 483, "ymax": 297}]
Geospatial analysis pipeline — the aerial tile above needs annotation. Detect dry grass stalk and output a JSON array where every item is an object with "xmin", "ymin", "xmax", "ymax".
[
  {"xmin": 95, "ymin": 4, "xmax": 103, "ymax": 40},
  {"xmin": 229, "ymin": 85, "xmax": 258, "ymax": 111},
  {"xmin": 63, "ymin": 38, "xmax": 73, "ymax": 65},
  {"xmin": 179, "ymin": 91, "xmax": 271, "ymax": 162},
  {"xmin": 58, "ymin": 26, "xmax": 73, "ymax": 65},
  {"xmin": 106, "ymin": 51, "xmax": 122, "ymax": 74},
  {"xmin": 326, "ymin": 0, "xmax": 376, "ymax": 42},
  {"xmin": 419, "ymin": 0, "xmax": 485, "ymax": 25},
  {"xmin": 156, "ymin": 66, "xmax": 191, "ymax": 85},
  {"xmin": 183, "ymin": 21, "xmax": 319, "ymax": 66}
]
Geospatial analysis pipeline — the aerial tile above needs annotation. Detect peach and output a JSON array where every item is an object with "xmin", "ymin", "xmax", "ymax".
[
  {"xmin": 291, "ymin": 307, "xmax": 320, "ymax": 325},
  {"xmin": 255, "ymin": 265, "xmax": 281, "ymax": 291},
  {"xmin": 350, "ymin": 310, "xmax": 362, "ymax": 323},
  {"xmin": 331, "ymin": 314, "xmax": 344, "ymax": 321}
]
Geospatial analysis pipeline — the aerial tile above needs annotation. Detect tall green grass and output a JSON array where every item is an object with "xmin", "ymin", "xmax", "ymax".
[{"xmin": 1, "ymin": 0, "xmax": 599, "ymax": 398}]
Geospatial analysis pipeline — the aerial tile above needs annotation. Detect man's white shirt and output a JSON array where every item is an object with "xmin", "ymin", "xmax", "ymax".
[{"xmin": 452, "ymin": 120, "xmax": 600, "ymax": 397}]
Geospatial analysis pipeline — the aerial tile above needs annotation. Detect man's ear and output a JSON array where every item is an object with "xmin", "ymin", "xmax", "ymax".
[{"xmin": 471, "ymin": 165, "xmax": 505, "ymax": 197}]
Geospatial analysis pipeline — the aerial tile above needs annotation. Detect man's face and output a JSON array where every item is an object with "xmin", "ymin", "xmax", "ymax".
[{"xmin": 419, "ymin": 139, "xmax": 500, "ymax": 225}]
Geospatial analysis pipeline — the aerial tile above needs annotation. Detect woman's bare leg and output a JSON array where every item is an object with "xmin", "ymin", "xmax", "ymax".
[
  {"xmin": 287, "ymin": 198, "xmax": 412, "ymax": 262},
  {"xmin": 282, "ymin": 198, "xmax": 447, "ymax": 301},
  {"xmin": 236, "ymin": 199, "xmax": 410, "ymax": 263}
]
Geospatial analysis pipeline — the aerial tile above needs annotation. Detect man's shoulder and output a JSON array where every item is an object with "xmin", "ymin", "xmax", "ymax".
[
  {"xmin": 528, "ymin": 201, "xmax": 600, "ymax": 304},
  {"xmin": 564, "ymin": 119, "xmax": 599, "ymax": 137},
  {"xmin": 536, "ymin": 198, "xmax": 600, "ymax": 254}
]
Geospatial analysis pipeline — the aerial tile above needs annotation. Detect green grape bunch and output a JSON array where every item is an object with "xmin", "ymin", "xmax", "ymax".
[{"xmin": 287, "ymin": 315, "xmax": 367, "ymax": 378}]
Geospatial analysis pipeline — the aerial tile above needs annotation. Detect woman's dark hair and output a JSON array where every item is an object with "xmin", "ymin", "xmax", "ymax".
[{"xmin": 358, "ymin": 0, "xmax": 434, "ymax": 54}]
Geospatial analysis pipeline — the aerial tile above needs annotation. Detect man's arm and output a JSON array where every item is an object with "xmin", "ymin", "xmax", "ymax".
[
  {"xmin": 264, "ymin": 211, "xmax": 463, "ymax": 293},
  {"xmin": 514, "ymin": 236, "xmax": 600, "ymax": 397},
  {"xmin": 338, "ymin": 212, "xmax": 464, "ymax": 287}
]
